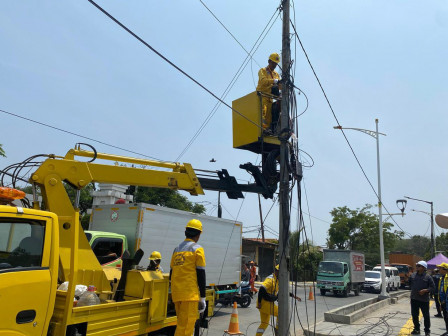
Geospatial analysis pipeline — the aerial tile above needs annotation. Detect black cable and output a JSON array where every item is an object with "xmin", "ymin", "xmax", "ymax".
[
  {"xmin": 0, "ymin": 108, "xmax": 166, "ymax": 162},
  {"xmin": 87, "ymin": 0, "xmax": 263, "ymax": 134},
  {"xmin": 289, "ymin": 23, "xmax": 412, "ymax": 239},
  {"xmin": 175, "ymin": 7, "xmax": 280, "ymax": 161}
]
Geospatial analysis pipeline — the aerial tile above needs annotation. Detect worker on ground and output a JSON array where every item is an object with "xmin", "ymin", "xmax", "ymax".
[
  {"xmin": 409, "ymin": 260, "xmax": 435, "ymax": 336},
  {"xmin": 249, "ymin": 261, "xmax": 258, "ymax": 293},
  {"xmin": 433, "ymin": 267, "xmax": 443, "ymax": 318},
  {"xmin": 256, "ymin": 265, "xmax": 301, "ymax": 336},
  {"xmin": 436, "ymin": 263, "xmax": 448, "ymax": 334},
  {"xmin": 170, "ymin": 219, "xmax": 206, "ymax": 336},
  {"xmin": 256, "ymin": 53, "xmax": 281, "ymax": 134},
  {"xmin": 147, "ymin": 251, "xmax": 164, "ymax": 272}
]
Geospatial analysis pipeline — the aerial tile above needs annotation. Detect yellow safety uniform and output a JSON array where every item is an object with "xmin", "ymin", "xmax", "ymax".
[
  {"xmin": 256, "ymin": 273, "xmax": 279, "ymax": 336},
  {"xmin": 438, "ymin": 274, "xmax": 448, "ymax": 305},
  {"xmin": 256, "ymin": 67, "xmax": 280, "ymax": 130},
  {"xmin": 170, "ymin": 239, "xmax": 206, "ymax": 336}
]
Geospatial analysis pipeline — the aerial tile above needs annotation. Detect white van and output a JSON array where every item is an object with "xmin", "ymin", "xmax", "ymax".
[{"xmin": 372, "ymin": 266, "xmax": 400, "ymax": 291}]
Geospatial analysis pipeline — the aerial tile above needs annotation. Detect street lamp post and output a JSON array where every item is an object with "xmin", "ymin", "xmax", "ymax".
[
  {"xmin": 334, "ymin": 119, "xmax": 389, "ymax": 299},
  {"xmin": 404, "ymin": 196, "xmax": 435, "ymax": 258}
]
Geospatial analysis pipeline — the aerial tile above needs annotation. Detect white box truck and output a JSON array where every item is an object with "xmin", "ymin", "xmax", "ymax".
[
  {"xmin": 316, "ymin": 249, "xmax": 365, "ymax": 297},
  {"xmin": 88, "ymin": 203, "xmax": 242, "ymax": 287}
]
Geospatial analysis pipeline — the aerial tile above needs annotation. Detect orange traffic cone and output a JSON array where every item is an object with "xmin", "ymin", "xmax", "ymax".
[
  {"xmin": 308, "ymin": 286, "xmax": 314, "ymax": 301},
  {"xmin": 224, "ymin": 302, "xmax": 244, "ymax": 335}
]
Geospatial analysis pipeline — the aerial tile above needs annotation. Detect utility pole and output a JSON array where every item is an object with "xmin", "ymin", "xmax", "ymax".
[{"xmin": 278, "ymin": 0, "xmax": 291, "ymax": 335}]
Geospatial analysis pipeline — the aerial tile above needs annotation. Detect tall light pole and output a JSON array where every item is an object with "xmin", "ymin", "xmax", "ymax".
[
  {"xmin": 334, "ymin": 119, "xmax": 389, "ymax": 299},
  {"xmin": 404, "ymin": 196, "xmax": 435, "ymax": 258}
]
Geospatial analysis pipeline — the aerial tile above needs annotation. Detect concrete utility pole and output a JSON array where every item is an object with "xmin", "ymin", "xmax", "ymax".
[{"xmin": 278, "ymin": 0, "xmax": 291, "ymax": 335}]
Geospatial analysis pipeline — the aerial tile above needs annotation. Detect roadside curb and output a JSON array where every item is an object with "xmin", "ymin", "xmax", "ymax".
[{"xmin": 303, "ymin": 291, "xmax": 410, "ymax": 336}]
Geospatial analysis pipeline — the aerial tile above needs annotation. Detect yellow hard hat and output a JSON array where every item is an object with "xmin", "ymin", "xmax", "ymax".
[
  {"xmin": 269, "ymin": 53, "xmax": 280, "ymax": 64},
  {"xmin": 186, "ymin": 219, "xmax": 202, "ymax": 232},
  {"xmin": 275, "ymin": 264, "xmax": 279, "ymax": 270},
  {"xmin": 149, "ymin": 251, "xmax": 162, "ymax": 260}
]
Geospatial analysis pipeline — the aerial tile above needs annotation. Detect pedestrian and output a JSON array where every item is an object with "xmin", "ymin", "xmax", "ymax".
[
  {"xmin": 170, "ymin": 219, "xmax": 206, "ymax": 336},
  {"xmin": 409, "ymin": 260, "xmax": 435, "ymax": 335},
  {"xmin": 255, "ymin": 265, "xmax": 301, "ymax": 336},
  {"xmin": 241, "ymin": 263, "xmax": 250, "ymax": 282},
  {"xmin": 147, "ymin": 251, "xmax": 164, "ymax": 272},
  {"xmin": 436, "ymin": 263, "xmax": 448, "ymax": 335},
  {"xmin": 249, "ymin": 261, "xmax": 258, "ymax": 293},
  {"xmin": 256, "ymin": 53, "xmax": 281, "ymax": 134},
  {"xmin": 432, "ymin": 268, "xmax": 443, "ymax": 318}
]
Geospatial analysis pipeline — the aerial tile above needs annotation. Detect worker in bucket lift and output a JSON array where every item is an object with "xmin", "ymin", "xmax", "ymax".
[
  {"xmin": 256, "ymin": 265, "xmax": 301, "ymax": 336},
  {"xmin": 170, "ymin": 219, "xmax": 206, "ymax": 336},
  {"xmin": 256, "ymin": 52, "xmax": 281, "ymax": 135},
  {"xmin": 147, "ymin": 251, "xmax": 164, "ymax": 272}
]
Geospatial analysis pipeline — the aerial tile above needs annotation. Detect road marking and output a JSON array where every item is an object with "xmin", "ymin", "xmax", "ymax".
[{"xmin": 398, "ymin": 300, "xmax": 434, "ymax": 336}]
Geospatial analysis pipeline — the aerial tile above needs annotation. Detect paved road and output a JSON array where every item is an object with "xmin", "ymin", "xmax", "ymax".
[{"xmin": 202, "ymin": 286, "xmax": 407, "ymax": 336}]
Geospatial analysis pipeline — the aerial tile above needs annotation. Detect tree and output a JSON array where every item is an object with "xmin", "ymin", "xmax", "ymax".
[
  {"xmin": 394, "ymin": 235, "xmax": 431, "ymax": 259},
  {"xmin": 289, "ymin": 231, "xmax": 323, "ymax": 281},
  {"xmin": 0, "ymin": 144, "xmax": 5, "ymax": 157},
  {"xmin": 130, "ymin": 187, "xmax": 205, "ymax": 214},
  {"xmin": 327, "ymin": 205, "xmax": 404, "ymax": 266}
]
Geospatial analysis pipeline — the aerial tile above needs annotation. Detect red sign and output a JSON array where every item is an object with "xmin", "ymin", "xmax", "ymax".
[{"xmin": 352, "ymin": 255, "xmax": 364, "ymax": 271}]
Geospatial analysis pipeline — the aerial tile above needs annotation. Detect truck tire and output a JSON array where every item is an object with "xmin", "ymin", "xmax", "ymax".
[
  {"xmin": 342, "ymin": 289, "xmax": 348, "ymax": 297},
  {"xmin": 354, "ymin": 286, "xmax": 360, "ymax": 296},
  {"xmin": 320, "ymin": 289, "xmax": 326, "ymax": 296}
]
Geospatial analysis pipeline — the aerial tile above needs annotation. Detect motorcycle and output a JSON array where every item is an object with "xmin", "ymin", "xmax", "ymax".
[{"xmin": 215, "ymin": 281, "xmax": 254, "ymax": 308}]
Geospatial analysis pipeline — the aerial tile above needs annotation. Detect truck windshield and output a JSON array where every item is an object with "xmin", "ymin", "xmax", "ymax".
[
  {"xmin": 365, "ymin": 271, "xmax": 381, "ymax": 279},
  {"xmin": 318, "ymin": 261, "xmax": 343, "ymax": 275},
  {"xmin": 393, "ymin": 265, "xmax": 409, "ymax": 273}
]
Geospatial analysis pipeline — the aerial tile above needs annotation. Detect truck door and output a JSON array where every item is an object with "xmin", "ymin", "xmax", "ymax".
[
  {"xmin": 90, "ymin": 237, "xmax": 124, "ymax": 267},
  {"xmin": 0, "ymin": 215, "xmax": 56, "ymax": 336}
]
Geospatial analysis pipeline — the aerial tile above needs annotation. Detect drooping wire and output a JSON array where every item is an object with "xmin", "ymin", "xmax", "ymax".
[
  {"xmin": 87, "ymin": 0, "xmax": 265, "ymax": 136},
  {"xmin": 175, "ymin": 6, "xmax": 280, "ymax": 161}
]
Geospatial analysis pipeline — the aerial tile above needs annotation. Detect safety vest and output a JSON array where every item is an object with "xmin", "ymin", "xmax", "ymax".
[
  {"xmin": 256, "ymin": 67, "xmax": 280, "ymax": 94},
  {"xmin": 170, "ymin": 239, "xmax": 206, "ymax": 302}
]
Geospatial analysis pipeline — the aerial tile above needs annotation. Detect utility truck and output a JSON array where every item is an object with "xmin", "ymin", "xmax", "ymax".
[
  {"xmin": 389, "ymin": 252, "xmax": 422, "ymax": 288},
  {"xmin": 0, "ymin": 146, "xmax": 274, "ymax": 336},
  {"xmin": 316, "ymin": 249, "xmax": 365, "ymax": 297},
  {"xmin": 88, "ymin": 203, "xmax": 242, "ymax": 287}
]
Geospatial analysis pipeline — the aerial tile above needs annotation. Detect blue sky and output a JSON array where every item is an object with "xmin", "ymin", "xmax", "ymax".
[{"xmin": 1, "ymin": 1, "xmax": 447, "ymax": 247}]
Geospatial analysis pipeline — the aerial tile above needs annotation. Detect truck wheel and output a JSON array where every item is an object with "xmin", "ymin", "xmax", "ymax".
[
  {"xmin": 386, "ymin": 285, "xmax": 390, "ymax": 293},
  {"xmin": 342, "ymin": 289, "xmax": 348, "ymax": 297},
  {"xmin": 320, "ymin": 289, "xmax": 326, "ymax": 296},
  {"xmin": 354, "ymin": 287, "xmax": 360, "ymax": 296},
  {"xmin": 239, "ymin": 294, "xmax": 251, "ymax": 308}
]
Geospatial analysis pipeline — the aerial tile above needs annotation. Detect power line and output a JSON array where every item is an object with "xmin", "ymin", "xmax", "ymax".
[
  {"xmin": 175, "ymin": 5, "xmax": 280, "ymax": 161},
  {"xmin": 87, "ymin": 0, "xmax": 263, "ymax": 137},
  {"xmin": 290, "ymin": 22, "xmax": 412, "ymax": 238},
  {"xmin": 0, "ymin": 108, "xmax": 166, "ymax": 162}
]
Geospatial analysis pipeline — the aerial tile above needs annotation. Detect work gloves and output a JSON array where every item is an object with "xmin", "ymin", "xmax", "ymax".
[{"xmin": 198, "ymin": 297, "xmax": 206, "ymax": 314}]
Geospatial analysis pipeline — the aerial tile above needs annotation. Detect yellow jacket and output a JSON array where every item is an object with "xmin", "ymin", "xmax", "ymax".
[
  {"xmin": 438, "ymin": 274, "xmax": 448, "ymax": 304},
  {"xmin": 170, "ymin": 239, "xmax": 206, "ymax": 302},
  {"xmin": 256, "ymin": 67, "xmax": 280, "ymax": 94},
  {"xmin": 258, "ymin": 273, "xmax": 279, "ymax": 314}
]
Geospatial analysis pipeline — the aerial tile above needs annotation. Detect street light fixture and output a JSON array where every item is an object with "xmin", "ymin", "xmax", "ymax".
[
  {"xmin": 334, "ymin": 119, "xmax": 389, "ymax": 299},
  {"xmin": 404, "ymin": 196, "xmax": 435, "ymax": 258},
  {"xmin": 396, "ymin": 199, "xmax": 407, "ymax": 215}
]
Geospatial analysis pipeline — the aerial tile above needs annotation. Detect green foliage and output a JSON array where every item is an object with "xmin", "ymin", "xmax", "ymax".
[
  {"xmin": 289, "ymin": 231, "xmax": 323, "ymax": 281},
  {"xmin": 394, "ymin": 235, "xmax": 431, "ymax": 259},
  {"xmin": 0, "ymin": 144, "xmax": 5, "ymax": 157},
  {"xmin": 327, "ymin": 205, "xmax": 404, "ymax": 266},
  {"xmin": 132, "ymin": 187, "xmax": 205, "ymax": 214},
  {"xmin": 436, "ymin": 233, "xmax": 448, "ymax": 257},
  {"xmin": 64, "ymin": 183, "xmax": 94, "ymax": 216}
]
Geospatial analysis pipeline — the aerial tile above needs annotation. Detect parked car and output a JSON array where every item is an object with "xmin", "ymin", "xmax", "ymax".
[
  {"xmin": 372, "ymin": 266, "xmax": 400, "ymax": 291},
  {"xmin": 362, "ymin": 271, "xmax": 385, "ymax": 293}
]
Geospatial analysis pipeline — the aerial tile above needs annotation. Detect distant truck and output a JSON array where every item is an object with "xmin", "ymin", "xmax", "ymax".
[
  {"xmin": 88, "ymin": 202, "xmax": 243, "ymax": 287},
  {"xmin": 389, "ymin": 252, "xmax": 422, "ymax": 288},
  {"xmin": 317, "ymin": 249, "xmax": 365, "ymax": 297}
]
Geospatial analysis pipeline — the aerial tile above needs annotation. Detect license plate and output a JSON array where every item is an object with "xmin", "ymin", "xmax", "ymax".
[{"xmin": 325, "ymin": 285, "xmax": 333, "ymax": 289}]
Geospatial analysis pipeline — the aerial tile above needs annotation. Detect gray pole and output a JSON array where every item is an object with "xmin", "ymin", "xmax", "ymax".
[
  {"xmin": 376, "ymin": 119, "xmax": 389, "ymax": 299},
  {"xmin": 278, "ymin": 0, "xmax": 291, "ymax": 335},
  {"xmin": 431, "ymin": 202, "xmax": 435, "ymax": 258}
]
